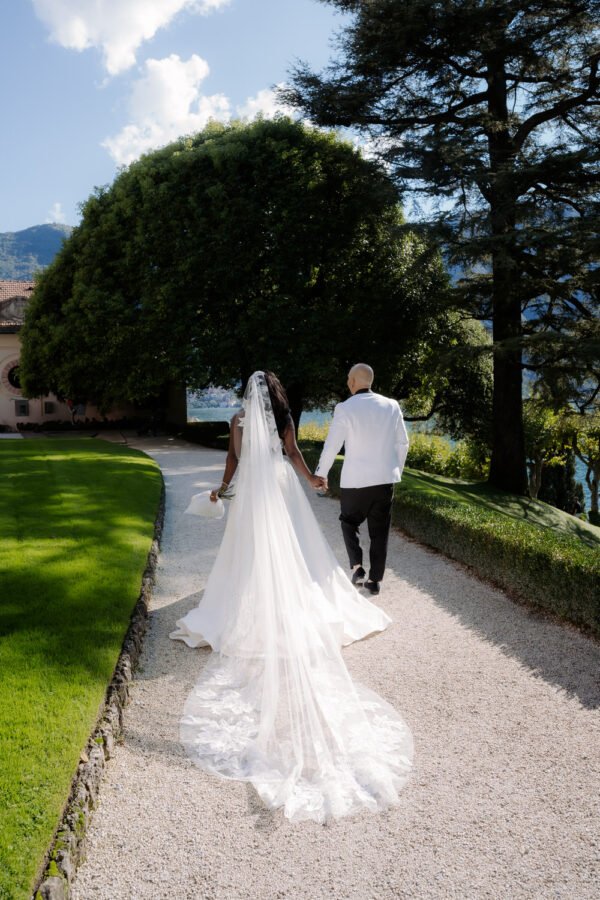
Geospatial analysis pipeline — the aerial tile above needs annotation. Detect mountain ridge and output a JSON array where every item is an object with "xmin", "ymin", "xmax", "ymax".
[{"xmin": 0, "ymin": 223, "xmax": 73, "ymax": 280}]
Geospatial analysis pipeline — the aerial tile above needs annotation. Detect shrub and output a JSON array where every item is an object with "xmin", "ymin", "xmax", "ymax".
[
  {"xmin": 406, "ymin": 433, "xmax": 451, "ymax": 474},
  {"xmin": 16, "ymin": 417, "xmax": 152, "ymax": 433},
  {"xmin": 394, "ymin": 487, "xmax": 599, "ymax": 634},
  {"xmin": 444, "ymin": 439, "xmax": 489, "ymax": 480},
  {"xmin": 405, "ymin": 433, "xmax": 489, "ymax": 480},
  {"xmin": 298, "ymin": 419, "xmax": 330, "ymax": 442},
  {"xmin": 177, "ymin": 420, "xmax": 231, "ymax": 450}
]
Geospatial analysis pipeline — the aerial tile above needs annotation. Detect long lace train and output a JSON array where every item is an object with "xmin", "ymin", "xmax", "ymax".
[{"xmin": 181, "ymin": 655, "xmax": 413, "ymax": 823}]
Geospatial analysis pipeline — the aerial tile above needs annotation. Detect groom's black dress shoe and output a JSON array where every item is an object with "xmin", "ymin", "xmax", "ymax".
[
  {"xmin": 351, "ymin": 566, "xmax": 366, "ymax": 586},
  {"xmin": 364, "ymin": 580, "xmax": 380, "ymax": 595}
]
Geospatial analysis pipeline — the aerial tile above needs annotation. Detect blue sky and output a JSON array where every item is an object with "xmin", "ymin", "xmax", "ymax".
[{"xmin": 1, "ymin": 1, "xmax": 344, "ymax": 233}]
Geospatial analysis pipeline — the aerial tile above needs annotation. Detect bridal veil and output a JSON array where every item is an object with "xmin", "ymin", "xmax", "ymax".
[{"xmin": 177, "ymin": 372, "xmax": 413, "ymax": 822}]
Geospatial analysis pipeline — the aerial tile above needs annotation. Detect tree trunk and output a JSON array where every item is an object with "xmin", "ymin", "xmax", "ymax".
[
  {"xmin": 586, "ymin": 464, "xmax": 599, "ymax": 515},
  {"xmin": 527, "ymin": 457, "xmax": 543, "ymax": 499},
  {"xmin": 488, "ymin": 279, "xmax": 528, "ymax": 494},
  {"xmin": 485, "ymin": 54, "xmax": 528, "ymax": 495}
]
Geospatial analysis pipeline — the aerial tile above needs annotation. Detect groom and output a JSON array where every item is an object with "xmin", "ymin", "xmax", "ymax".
[{"xmin": 315, "ymin": 364, "xmax": 409, "ymax": 595}]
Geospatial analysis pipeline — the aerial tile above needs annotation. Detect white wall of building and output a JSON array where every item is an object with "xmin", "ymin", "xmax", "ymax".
[{"xmin": 0, "ymin": 334, "xmax": 133, "ymax": 431}]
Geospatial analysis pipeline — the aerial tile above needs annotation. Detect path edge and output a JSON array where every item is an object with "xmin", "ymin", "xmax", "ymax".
[{"xmin": 32, "ymin": 474, "xmax": 166, "ymax": 900}]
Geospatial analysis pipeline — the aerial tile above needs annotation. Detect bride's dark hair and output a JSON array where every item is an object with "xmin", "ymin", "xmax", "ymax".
[{"xmin": 263, "ymin": 370, "xmax": 292, "ymax": 438}]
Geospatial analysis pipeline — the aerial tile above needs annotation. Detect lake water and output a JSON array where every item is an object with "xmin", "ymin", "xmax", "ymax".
[{"xmin": 187, "ymin": 405, "xmax": 333, "ymax": 427}]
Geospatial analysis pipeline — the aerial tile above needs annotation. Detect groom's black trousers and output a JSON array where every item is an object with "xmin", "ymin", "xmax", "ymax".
[{"xmin": 339, "ymin": 483, "xmax": 394, "ymax": 583}]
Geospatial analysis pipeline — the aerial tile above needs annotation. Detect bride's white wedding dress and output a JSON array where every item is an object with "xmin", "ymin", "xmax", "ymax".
[{"xmin": 170, "ymin": 372, "xmax": 413, "ymax": 823}]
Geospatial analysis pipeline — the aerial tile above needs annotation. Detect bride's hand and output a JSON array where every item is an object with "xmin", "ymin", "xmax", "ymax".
[
  {"xmin": 209, "ymin": 489, "xmax": 219, "ymax": 503},
  {"xmin": 308, "ymin": 474, "xmax": 326, "ymax": 491}
]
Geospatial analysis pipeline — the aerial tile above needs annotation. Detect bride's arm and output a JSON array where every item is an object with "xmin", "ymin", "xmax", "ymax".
[
  {"xmin": 209, "ymin": 414, "xmax": 240, "ymax": 502},
  {"xmin": 282, "ymin": 421, "xmax": 325, "ymax": 490}
]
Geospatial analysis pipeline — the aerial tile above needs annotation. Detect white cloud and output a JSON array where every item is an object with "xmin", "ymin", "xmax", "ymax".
[
  {"xmin": 31, "ymin": 0, "xmax": 231, "ymax": 75},
  {"xmin": 103, "ymin": 59, "xmax": 297, "ymax": 166},
  {"xmin": 46, "ymin": 201, "xmax": 67, "ymax": 224},
  {"xmin": 236, "ymin": 85, "xmax": 294, "ymax": 121},
  {"xmin": 102, "ymin": 54, "xmax": 230, "ymax": 164}
]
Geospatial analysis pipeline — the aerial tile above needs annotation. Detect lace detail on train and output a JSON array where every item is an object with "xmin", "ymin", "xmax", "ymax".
[
  {"xmin": 172, "ymin": 371, "xmax": 414, "ymax": 822},
  {"xmin": 181, "ymin": 655, "xmax": 413, "ymax": 823}
]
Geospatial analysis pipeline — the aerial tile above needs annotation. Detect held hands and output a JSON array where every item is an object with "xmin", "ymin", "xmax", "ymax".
[
  {"xmin": 308, "ymin": 474, "xmax": 328, "ymax": 492},
  {"xmin": 212, "ymin": 476, "xmax": 326, "ymax": 497}
]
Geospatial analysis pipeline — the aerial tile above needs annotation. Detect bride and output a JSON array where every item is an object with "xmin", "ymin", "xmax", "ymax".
[{"xmin": 170, "ymin": 371, "xmax": 413, "ymax": 823}]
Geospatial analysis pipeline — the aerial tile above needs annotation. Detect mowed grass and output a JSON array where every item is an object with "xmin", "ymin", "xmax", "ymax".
[
  {"xmin": 0, "ymin": 439, "xmax": 162, "ymax": 900},
  {"xmin": 400, "ymin": 469, "xmax": 600, "ymax": 549}
]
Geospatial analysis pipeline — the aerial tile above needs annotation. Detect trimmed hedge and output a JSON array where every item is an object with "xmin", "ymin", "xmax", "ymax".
[
  {"xmin": 395, "ymin": 486, "xmax": 600, "ymax": 633},
  {"xmin": 176, "ymin": 420, "xmax": 231, "ymax": 450},
  {"xmin": 301, "ymin": 448, "xmax": 600, "ymax": 636}
]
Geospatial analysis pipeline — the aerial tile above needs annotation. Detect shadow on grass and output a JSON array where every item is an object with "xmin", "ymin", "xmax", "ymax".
[
  {"xmin": 0, "ymin": 439, "xmax": 162, "ymax": 678},
  {"xmin": 401, "ymin": 470, "xmax": 600, "ymax": 549}
]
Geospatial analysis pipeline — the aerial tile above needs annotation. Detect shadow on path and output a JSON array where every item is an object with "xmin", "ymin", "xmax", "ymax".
[{"xmin": 387, "ymin": 535, "xmax": 600, "ymax": 710}]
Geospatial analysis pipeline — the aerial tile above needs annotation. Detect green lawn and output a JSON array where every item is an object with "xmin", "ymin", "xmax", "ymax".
[
  {"xmin": 400, "ymin": 469, "xmax": 600, "ymax": 549},
  {"xmin": 0, "ymin": 439, "xmax": 162, "ymax": 900}
]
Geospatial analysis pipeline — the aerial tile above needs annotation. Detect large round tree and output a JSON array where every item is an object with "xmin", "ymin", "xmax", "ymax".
[{"xmin": 21, "ymin": 118, "xmax": 453, "ymax": 424}]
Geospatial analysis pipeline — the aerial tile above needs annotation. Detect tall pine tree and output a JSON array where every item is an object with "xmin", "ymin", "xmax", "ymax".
[{"xmin": 285, "ymin": 0, "xmax": 600, "ymax": 494}]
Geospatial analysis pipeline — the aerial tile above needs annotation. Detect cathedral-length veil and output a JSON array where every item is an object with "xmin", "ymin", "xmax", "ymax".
[{"xmin": 177, "ymin": 372, "xmax": 413, "ymax": 822}]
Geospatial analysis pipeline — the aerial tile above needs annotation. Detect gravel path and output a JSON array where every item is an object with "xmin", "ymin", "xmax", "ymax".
[{"xmin": 72, "ymin": 437, "xmax": 600, "ymax": 900}]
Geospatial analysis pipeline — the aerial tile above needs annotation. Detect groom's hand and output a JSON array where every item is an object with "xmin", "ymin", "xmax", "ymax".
[{"xmin": 308, "ymin": 474, "xmax": 326, "ymax": 490}]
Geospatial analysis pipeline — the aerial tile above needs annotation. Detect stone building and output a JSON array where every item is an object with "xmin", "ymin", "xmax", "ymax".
[
  {"xmin": 0, "ymin": 281, "xmax": 186, "ymax": 432},
  {"xmin": 0, "ymin": 281, "xmax": 65, "ymax": 431}
]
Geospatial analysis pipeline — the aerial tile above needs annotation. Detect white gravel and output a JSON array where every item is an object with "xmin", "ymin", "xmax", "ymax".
[{"xmin": 71, "ymin": 437, "xmax": 600, "ymax": 900}]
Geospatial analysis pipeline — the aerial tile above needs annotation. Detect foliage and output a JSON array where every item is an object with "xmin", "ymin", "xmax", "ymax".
[
  {"xmin": 392, "ymin": 432, "xmax": 488, "ymax": 480},
  {"xmin": 394, "ymin": 484, "xmax": 600, "ymax": 635},
  {"xmin": 406, "ymin": 433, "xmax": 451, "ymax": 474},
  {"xmin": 177, "ymin": 420, "xmax": 231, "ymax": 451},
  {"xmin": 529, "ymin": 316, "xmax": 600, "ymax": 417},
  {"xmin": 443, "ymin": 439, "xmax": 490, "ymax": 481},
  {"xmin": 14, "ymin": 415, "xmax": 156, "ymax": 433},
  {"xmin": 301, "ymin": 452, "xmax": 600, "ymax": 635},
  {"xmin": 400, "ymin": 316, "xmax": 493, "ymax": 446},
  {"xmin": 298, "ymin": 419, "xmax": 330, "ymax": 442},
  {"xmin": 0, "ymin": 440, "xmax": 161, "ymax": 899},
  {"xmin": 565, "ymin": 412, "xmax": 600, "ymax": 521},
  {"xmin": 522, "ymin": 401, "xmax": 566, "ymax": 499},
  {"xmin": 285, "ymin": 0, "xmax": 600, "ymax": 494},
  {"xmin": 20, "ymin": 118, "xmax": 452, "ymax": 427},
  {"xmin": 538, "ymin": 449, "xmax": 585, "ymax": 517}
]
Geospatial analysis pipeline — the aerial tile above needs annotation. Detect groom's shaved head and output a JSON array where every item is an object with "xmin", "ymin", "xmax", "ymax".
[{"xmin": 349, "ymin": 363, "xmax": 374, "ymax": 387}]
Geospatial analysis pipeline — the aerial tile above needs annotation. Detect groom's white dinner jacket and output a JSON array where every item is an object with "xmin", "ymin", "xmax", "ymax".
[{"xmin": 316, "ymin": 390, "xmax": 409, "ymax": 489}]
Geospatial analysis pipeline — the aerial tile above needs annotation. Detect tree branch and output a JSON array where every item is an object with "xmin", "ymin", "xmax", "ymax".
[
  {"xmin": 404, "ymin": 399, "xmax": 443, "ymax": 422},
  {"xmin": 360, "ymin": 90, "xmax": 490, "ymax": 128},
  {"xmin": 513, "ymin": 52, "xmax": 600, "ymax": 149}
]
